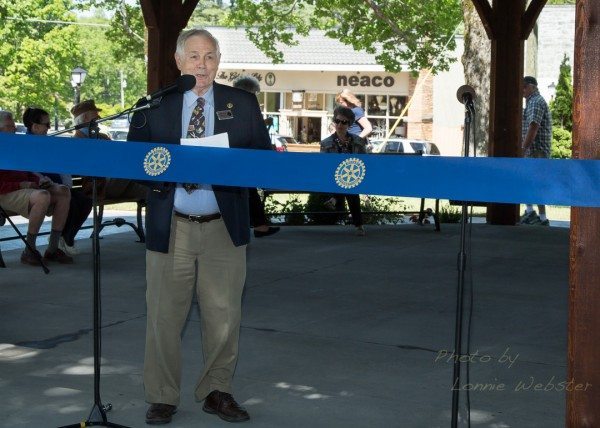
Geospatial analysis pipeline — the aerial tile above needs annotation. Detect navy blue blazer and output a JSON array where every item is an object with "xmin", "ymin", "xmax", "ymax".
[{"xmin": 127, "ymin": 82, "xmax": 271, "ymax": 253}]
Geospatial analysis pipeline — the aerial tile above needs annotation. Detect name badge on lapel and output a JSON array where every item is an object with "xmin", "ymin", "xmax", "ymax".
[{"xmin": 217, "ymin": 110, "xmax": 234, "ymax": 120}]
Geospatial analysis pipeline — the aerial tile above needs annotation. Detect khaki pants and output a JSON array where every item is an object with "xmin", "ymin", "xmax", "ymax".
[{"xmin": 144, "ymin": 215, "xmax": 246, "ymax": 406}]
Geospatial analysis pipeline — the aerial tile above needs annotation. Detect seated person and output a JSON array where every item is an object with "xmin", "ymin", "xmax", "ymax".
[
  {"xmin": 24, "ymin": 107, "xmax": 93, "ymax": 255},
  {"xmin": 0, "ymin": 110, "xmax": 73, "ymax": 264},
  {"xmin": 71, "ymin": 100, "xmax": 147, "ymax": 201}
]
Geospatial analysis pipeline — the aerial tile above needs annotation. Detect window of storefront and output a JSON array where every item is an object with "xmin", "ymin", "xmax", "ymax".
[{"xmin": 259, "ymin": 91, "xmax": 409, "ymax": 140}]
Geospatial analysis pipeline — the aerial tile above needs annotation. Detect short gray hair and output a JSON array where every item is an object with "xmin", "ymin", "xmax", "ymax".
[
  {"xmin": 0, "ymin": 110, "xmax": 14, "ymax": 128},
  {"xmin": 232, "ymin": 75, "xmax": 261, "ymax": 94},
  {"xmin": 176, "ymin": 28, "xmax": 220, "ymax": 57}
]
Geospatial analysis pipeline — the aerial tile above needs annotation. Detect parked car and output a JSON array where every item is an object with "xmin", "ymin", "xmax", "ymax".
[
  {"xmin": 108, "ymin": 129, "xmax": 129, "ymax": 141},
  {"xmin": 15, "ymin": 122, "xmax": 27, "ymax": 134},
  {"xmin": 270, "ymin": 134, "xmax": 294, "ymax": 152},
  {"xmin": 369, "ymin": 138, "xmax": 441, "ymax": 155}
]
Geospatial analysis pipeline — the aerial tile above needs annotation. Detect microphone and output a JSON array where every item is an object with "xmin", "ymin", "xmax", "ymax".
[
  {"xmin": 456, "ymin": 85, "xmax": 476, "ymax": 105},
  {"xmin": 143, "ymin": 74, "xmax": 196, "ymax": 102}
]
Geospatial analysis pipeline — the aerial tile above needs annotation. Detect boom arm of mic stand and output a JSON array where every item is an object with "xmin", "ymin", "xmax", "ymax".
[{"xmin": 48, "ymin": 100, "xmax": 161, "ymax": 137}]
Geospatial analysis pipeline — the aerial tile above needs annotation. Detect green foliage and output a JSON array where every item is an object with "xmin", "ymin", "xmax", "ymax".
[
  {"xmin": 190, "ymin": 0, "xmax": 231, "ymax": 26},
  {"xmin": 438, "ymin": 204, "xmax": 461, "ymax": 223},
  {"xmin": 76, "ymin": 19, "xmax": 147, "ymax": 108},
  {"xmin": 549, "ymin": 54, "xmax": 573, "ymax": 132},
  {"xmin": 264, "ymin": 194, "xmax": 409, "ymax": 225},
  {"xmin": 227, "ymin": 0, "xmax": 463, "ymax": 73},
  {"xmin": 361, "ymin": 196, "xmax": 406, "ymax": 225},
  {"xmin": 547, "ymin": 0, "xmax": 575, "ymax": 4},
  {"xmin": 264, "ymin": 194, "xmax": 306, "ymax": 225},
  {"xmin": 305, "ymin": 193, "xmax": 340, "ymax": 225},
  {"xmin": 0, "ymin": 0, "xmax": 82, "ymax": 118},
  {"xmin": 551, "ymin": 126, "xmax": 572, "ymax": 159}
]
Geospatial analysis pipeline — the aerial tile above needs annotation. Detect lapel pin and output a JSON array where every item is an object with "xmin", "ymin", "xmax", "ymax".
[{"xmin": 227, "ymin": 102, "xmax": 234, "ymax": 109}]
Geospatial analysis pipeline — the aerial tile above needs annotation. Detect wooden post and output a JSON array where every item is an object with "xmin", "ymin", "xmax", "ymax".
[
  {"xmin": 568, "ymin": 1, "xmax": 600, "ymax": 426},
  {"xmin": 141, "ymin": 0, "xmax": 199, "ymax": 92},
  {"xmin": 470, "ymin": 0, "xmax": 547, "ymax": 225},
  {"xmin": 486, "ymin": 1, "xmax": 525, "ymax": 225}
]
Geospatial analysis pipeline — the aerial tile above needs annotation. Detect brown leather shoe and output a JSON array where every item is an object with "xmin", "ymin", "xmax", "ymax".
[
  {"xmin": 145, "ymin": 403, "xmax": 177, "ymax": 425},
  {"xmin": 202, "ymin": 390, "xmax": 250, "ymax": 422},
  {"xmin": 20, "ymin": 250, "xmax": 43, "ymax": 266},
  {"xmin": 43, "ymin": 248, "xmax": 74, "ymax": 264}
]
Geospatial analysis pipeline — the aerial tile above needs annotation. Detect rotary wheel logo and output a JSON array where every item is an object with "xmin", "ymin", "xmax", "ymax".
[
  {"xmin": 334, "ymin": 157, "xmax": 366, "ymax": 189},
  {"xmin": 144, "ymin": 147, "xmax": 171, "ymax": 176}
]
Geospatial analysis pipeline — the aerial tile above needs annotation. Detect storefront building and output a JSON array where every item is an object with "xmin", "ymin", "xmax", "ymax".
[{"xmin": 210, "ymin": 27, "xmax": 464, "ymax": 155}]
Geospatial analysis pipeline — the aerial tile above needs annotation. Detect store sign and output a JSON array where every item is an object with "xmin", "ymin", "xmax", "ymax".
[
  {"xmin": 337, "ymin": 75, "xmax": 395, "ymax": 88},
  {"xmin": 265, "ymin": 72, "xmax": 276, "ymax": 86},
  {"xmin": 217, "ymin": 71, "xmax": 264, "ymax": 83}
]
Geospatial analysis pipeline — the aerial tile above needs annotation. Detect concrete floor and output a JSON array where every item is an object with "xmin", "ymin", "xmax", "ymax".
[{"xmin": 0, "ymin": 222, "xmax": 568, "ymax": 427}]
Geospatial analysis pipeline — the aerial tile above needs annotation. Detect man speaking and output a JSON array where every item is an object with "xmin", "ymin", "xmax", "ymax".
[{"xmin": 128, "ymin": 28, "xmax": 271, "ymax": 425}]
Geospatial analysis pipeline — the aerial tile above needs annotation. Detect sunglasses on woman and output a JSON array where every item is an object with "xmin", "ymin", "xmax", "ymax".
[{"xmin": 333, "ymin": 118, "xmax": 349, "ymax": 125}]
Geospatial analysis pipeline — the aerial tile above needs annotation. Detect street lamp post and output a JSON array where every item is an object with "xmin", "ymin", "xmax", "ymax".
[{"xmin": 71, "ymin": 66, "xmax": 88, "ymax": 106}]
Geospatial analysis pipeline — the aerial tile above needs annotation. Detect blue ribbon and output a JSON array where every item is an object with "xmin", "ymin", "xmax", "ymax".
[{"xmin": 1, "ymin": 133, "xmax": 599, "ymax": 207}]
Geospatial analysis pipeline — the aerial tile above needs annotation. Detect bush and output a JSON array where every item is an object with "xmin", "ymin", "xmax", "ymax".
[
  {"xmin": 361, "ymin": 196, "xmax": 407, "ymax": 225},
  {"xmin": 264, "ymin": 195, "xmax": 306, "ymax": 225},
  {"xmin": 305, "ymin": 193, "xmax": 340, "ymax": 225},
  {"xmin": 551, "ymin": 126, "xmax": 572, "ymax": 159},
  {"xmin": 439, "ymin": 205, "xmax": 462, "ymax": 223}
]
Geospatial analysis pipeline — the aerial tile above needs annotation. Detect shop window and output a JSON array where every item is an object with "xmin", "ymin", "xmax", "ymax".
[
  {"xmin": 367, "ymin": 95, "xmax": 387, "ymax": 116},
  {"xmin": 369, "ymin": 118, "xmax": 387, "ymax": 139},
  {"xmin": 388, "ymin": 96, "xmax": 407, "ymax": 117},
  {"xmin": 355, "ymin": 94, "xmax": 365, "ymax": 108},
  {"xmin": 266, "ymin": 92, "xmax": 281, "ymax": 113},
  {"xmin": 390, "ymin": 119, "xmax": 407, "ymax": 137},
  {"xmin": 325, "ymin": 94, "xmax": 337, "ymax": 113},
  {"xmin": 283, "ymin": 92, "xmax": 292, "ymax": 110},
  {"xmin": 306, "ymin": 93, "xmax": 324, "ymax": 110},
  {"xmin": 256, "ymin": 92, "xmax": 265, "ymax": 111}
]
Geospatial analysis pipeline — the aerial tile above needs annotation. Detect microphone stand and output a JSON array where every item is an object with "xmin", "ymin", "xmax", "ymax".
[
  {"xmin": 51, "ymin": 100, "xmax": 158, "ymax": 428},
  {"xmin": 451, "ymin": 97, "xmax": 474, "ymax": 428}
]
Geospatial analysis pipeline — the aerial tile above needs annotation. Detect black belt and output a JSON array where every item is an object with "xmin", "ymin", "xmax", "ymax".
[{"xmin": 174, "ymin": 211, "xmax": 221, "ymax": 223}]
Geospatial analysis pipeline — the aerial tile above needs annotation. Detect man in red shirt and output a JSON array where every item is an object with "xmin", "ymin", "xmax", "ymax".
[{"xmin": 0, "ymin": 110, "xmax": 73, "ymax": 265}]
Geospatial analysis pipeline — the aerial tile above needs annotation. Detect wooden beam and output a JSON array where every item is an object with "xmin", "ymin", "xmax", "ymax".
[
  {"xmin": 140, "ymin": 0, "xmax": 159, "ymax": 29},
  {"xmin": 181, "ymin": 0, "xmax": 200, "ymax": 26},
  {"xmin": 521, "ymin": 0, "xmax": 547, "ymax": 39},
  {"xmin": 470, "ymin": 0, "xmax": 495, "ymax": 39},
  {"xmin": 486, "ymin": 1, "xmax": 526, "ymax": 225},
  {"xmin": 144, "ymin": 1, "xmax": 191, "ymax": 92},
  {"xmin": 568, "ymin": 1, "xmax": 600, "ymax": 426}
]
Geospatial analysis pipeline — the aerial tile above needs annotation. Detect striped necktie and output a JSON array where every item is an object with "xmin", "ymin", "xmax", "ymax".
[{"xmin": 184, "ymin": 97, "xmax": 205, "ymax": 193}]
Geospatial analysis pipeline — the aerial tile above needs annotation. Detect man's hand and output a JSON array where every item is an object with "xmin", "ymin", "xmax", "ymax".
[{"xmin": 522, "ymin": 122, "xmax": 540, "ymax": 153}]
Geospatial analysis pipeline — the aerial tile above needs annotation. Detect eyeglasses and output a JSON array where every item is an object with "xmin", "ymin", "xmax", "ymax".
[{"xmin": 333, "ymin": 118, "xmax": 349, "ymax": 125}]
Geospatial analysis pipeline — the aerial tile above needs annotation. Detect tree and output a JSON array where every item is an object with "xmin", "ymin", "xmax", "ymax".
[
  {"xmin": 76, "ymin": 12, "xmax": 147, "ymax": 110},
  {"xmin": 461, "ymin": 0, "xmax": 490, "ymax": 154},
  {"xmin": 551, "ymin": 126, "xmax": 572, "ymax": 159},
  {"xmin": 227, "ymin": 0, "xmax": 463, "ymax": 73},
  {"xmin": 0, "ymin": 0, "xmax": 82, "ymax": 118},
  {"xmin": 550, "ymin": 54, "xmax": 573, "ymax": 132}
]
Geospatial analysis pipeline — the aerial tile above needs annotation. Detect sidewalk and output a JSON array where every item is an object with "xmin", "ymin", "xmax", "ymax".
[{"xmin": 0, "ymin": 222, "xmax": 568, "ymax": 427}]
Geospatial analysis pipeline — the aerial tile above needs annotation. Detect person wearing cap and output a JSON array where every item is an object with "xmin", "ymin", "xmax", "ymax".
[
  {"xmin": 127, "ymin": 28, "xmax": 271, "ymax": 425},
  {"xmin": 232, "ymin": 74, "xmax": 280, "ymax": 238},
  {"xmin": 71, "ymin": 99, "xmax": 147, "ymax": 202},
  {"xmin": 520, "ymin": 76, "xmax": 553, "ymax": 226},
  {"xmin": 0, "ymin": 110, "xmax": 74, "ymax": 265}
]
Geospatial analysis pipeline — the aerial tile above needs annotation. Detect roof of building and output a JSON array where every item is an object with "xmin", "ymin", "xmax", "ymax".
[{"xmin": 206, "ymin": 26, "xmax": 390, "ymax": 72}]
